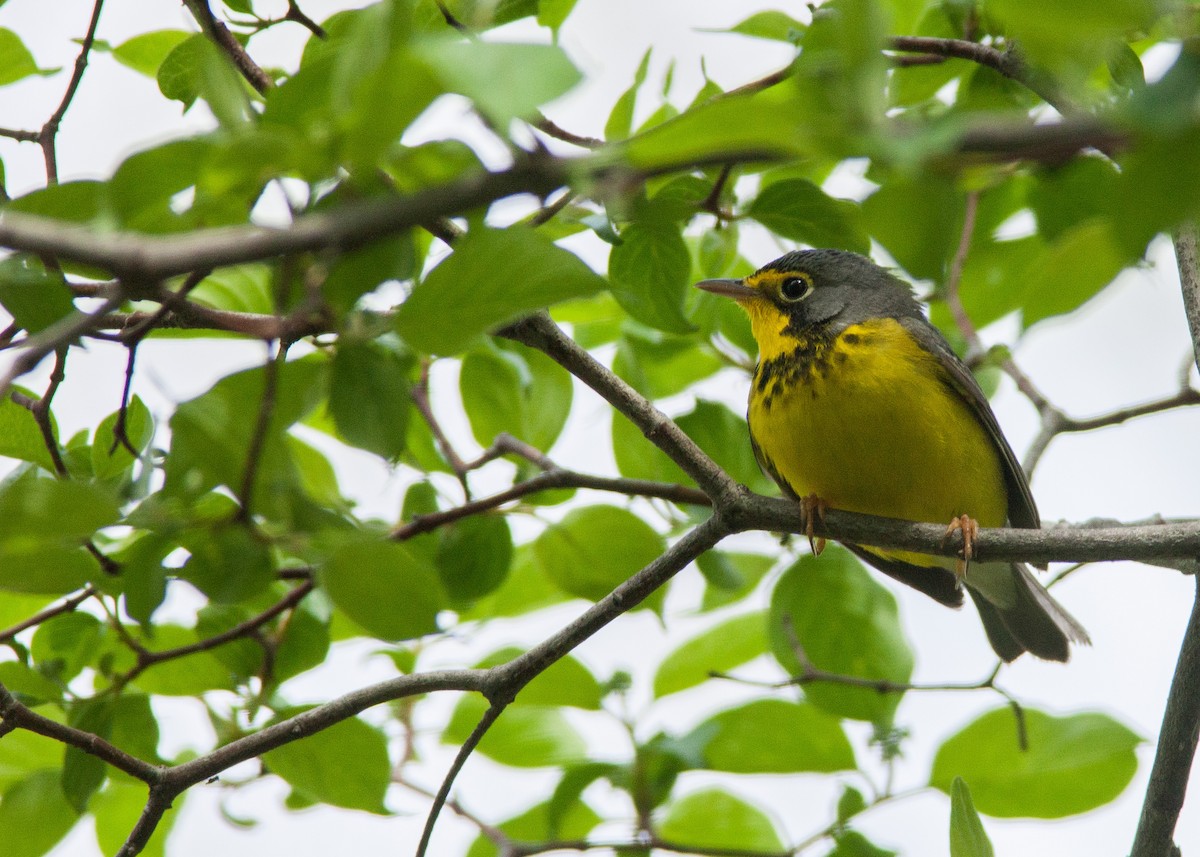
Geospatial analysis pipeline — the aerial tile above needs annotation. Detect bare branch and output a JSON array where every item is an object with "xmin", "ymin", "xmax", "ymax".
[
  {"xmin": 0, "ymin": 681, "xmax": 160, "ymax": 783},
  {"xmin": 1131, "ymin": 575, "xmax": 1200, "ymax": 857},
  {"xmin": 183, "ymin": 0, "xmax": 274, "ymax": 94},
  {"xmin": 1174, "ymin": 224, "xmax": 1200, "ymax": 373},
  {"xmin": 39, "ymin": 0, "xmax": 107, "ymax": 182}
]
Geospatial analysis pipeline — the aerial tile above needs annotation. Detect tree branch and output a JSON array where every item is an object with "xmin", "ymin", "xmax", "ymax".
[
  {"xmin": 39, "ymin": 0, "xmax": 106, "ymax": 183},
  {"xmin": 183, "ymin": 0, "xmax": 274, "ymax": 94},
  {"xmin": 1130, "ymin": 575, "xmax": 1200, "ymax": 857}
]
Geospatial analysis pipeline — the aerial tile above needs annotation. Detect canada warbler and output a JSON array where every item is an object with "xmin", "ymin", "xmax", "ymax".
[{"xmin": 697, "ymin": 249, "xmax": 1089, "ymax": 662}]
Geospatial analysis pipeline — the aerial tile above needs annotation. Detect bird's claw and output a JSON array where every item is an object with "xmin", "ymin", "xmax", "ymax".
[
  {"xmin": 800, "ymin": 494, "xmax": 827, "ymax": 556},
  {"xmin": 942, "ymin": 514, "xmax": 979, "ymax": 577}
]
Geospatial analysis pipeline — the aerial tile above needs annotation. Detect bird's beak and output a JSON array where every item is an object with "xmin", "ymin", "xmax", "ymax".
[{"xmin": 695, "ymin": 278, "xmax": 758, "ymax": 301}]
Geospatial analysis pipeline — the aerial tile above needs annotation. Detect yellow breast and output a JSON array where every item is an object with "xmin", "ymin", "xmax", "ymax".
[{"xmin": 747, "ymin": 318, "xmax": 1008, "ymax": 567}]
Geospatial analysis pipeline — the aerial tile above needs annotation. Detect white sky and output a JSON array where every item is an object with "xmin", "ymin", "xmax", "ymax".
[{"xmin": 0, "ymin": 1, "xmax": 1196, "ymax": 856}]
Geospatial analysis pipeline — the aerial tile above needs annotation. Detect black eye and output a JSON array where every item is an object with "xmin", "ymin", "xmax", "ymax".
[{"xmin": 780, "ymin": 275, "xmax": 812, "ymax": 301}]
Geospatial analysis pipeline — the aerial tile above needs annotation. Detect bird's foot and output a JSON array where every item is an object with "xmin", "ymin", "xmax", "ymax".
[
  {"xmin": 942, "ymin": 514, "xmax": 979, "ymax": 577},
  {"xmin": 800, "ymin": 494, "xmax": 828, "ymax": 556}
]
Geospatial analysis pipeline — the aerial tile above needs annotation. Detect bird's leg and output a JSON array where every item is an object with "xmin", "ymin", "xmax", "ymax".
[
  {"xmin": 800, "ymin": 494, "xmax": 827, "ymax": 556},
  {"xmin": 942, "ymin": 514, "xmax": 979, "ymax": 577}
]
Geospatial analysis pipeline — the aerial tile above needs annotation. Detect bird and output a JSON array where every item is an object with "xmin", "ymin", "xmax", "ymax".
[{"xmin": 696, "ymin": 248, "xmax": 1089, "ymax": 662}]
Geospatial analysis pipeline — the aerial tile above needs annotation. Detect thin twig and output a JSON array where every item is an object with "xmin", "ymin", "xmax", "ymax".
[
  {"xmin": 0, "ymin": 585, "xmax": 97, "ymax": 643},
  {"xmin": 1130, "ymin": 575, "xmax": 1200, "ymax": 857},
  {"xmin": 183, "ymin": 0, "xmax": 274, "ymax": 94},
  {"xmin": 236, "ymin": 341, "xmax": 287, "ymax": 520},
  {"xmin": 39, "ymin": 0, "xmax": 106, "ymax": 182},
  {"xmin": 944, "ymin": 190, "xmax": 982, "ymax": 357}
]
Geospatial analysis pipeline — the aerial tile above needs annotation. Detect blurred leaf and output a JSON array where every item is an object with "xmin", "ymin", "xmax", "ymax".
[
  {"xmin": 0, "ymin": 771, "xmax": 79, "ymax": 857},
  {"xmin": 436, "ymin": 514, "xmax": 513, "ymax": 602},
  {"xmin": 930, "ymin": 708, "xmax": 1141, "ymax": 817},
  {"xmin": 466, "ymin": 795, "xmax": 600, "ymax": 857},
  {"xmin": 188, "ymin": 264, "xmax": 275, "ymax": 315},
  {"xmin": 445, "ymin": 694, "xmax": 587, "ymax": 767},
  {"xmin": 749, "ymin": 179, "xmax": 869, "ymax": 254},
  {"xmin": 827, "ymin": 830, "xmax": 897, "ymax": 857},
  {"xmin": 722, "ymin": 11, "xmax": 806, "ymax": 41},
  {"xmin": 658, "ymin": 787, "xmax": 783, "ymax": 852},
  {"xmin": 63, "ymin": 698, "xmax": 112, "ymax": 811},
  {"xmin": 112, "ymin": 29, "xmax": 190, "ymax": 78},
  {"xmin": 863, "ymin": 177, "xmax": 962, "ymax": 281},
  {"xmin": 769, "ymin": 548, "xmax": 913, "ymax": 724},
  {"xmin": 609, "ymin": 220, "xmax": 694, "ymax": 334},
  {"xmin": 605, "ymin": 48, "xmax": 650, "ymax": 141},
  {"xmin": 654, "ymin": 611, "xmax": 767, "ymax": 697},
  {"xmin": 612, "ymin": 331, "xmax": 724, "ymax": 400},
  {"xmin": 92, "ymin": 396, "xmax": 153, "ymax": 481},
  {"xmin": 180, "ymin": 525, "xmax": 274, "ymax": 603},
  {"xmin": 264, "ymin": 711, "xmax": 390, "ymax": 812},
  {"xmin": 690, "ymin": 698, "xmax": 855, "ymax": 773},
  {"xmin": 417, "ymin": 39, "xmax": 581, "ymax": 124},
  {"xmin": 0, "ymin": 386, "xmax": 58, "ymax": 473},
  {"xmin": 476, "ymin": 647, "xmax": 602, "ymax": 709},
  {"xmin": 0, "ymin": 28, "xmax": 56, "ymax": 87},
  {"xmin": 462, "ymin": 543, "xmax": 572, "ymax": 620},
  {"xmin": 533, "ymin": 505, "xmax": 665, "ymax": 607},
  {"xmin": 0, "ymin": 256, "xmax": 76, "ymax": 333},
  {"xmin": 950, "ymin": 778, "xmax": 994, "ymax": 857},
  {"xmin": 323, "ymin": 234, "xmax": 416, "ymax": 313},
  {"xmin": 460, "ymin": 341, "xmax": 573, "ymax": 451},
  {"xmin": 321, "ymin": 539, "xmax": 444, "ymax": 641},
  {"xmin": 7, "ymin": 181, "xmax": 106, "ymax": 224},
  {"xmin": 838, "ymin": 785, "xmax": 868, "ymax": 823},
  {"xmin": 329, "ymin": 341, "xmax": 413, "ymax": 459},
  {"xmin": 130, "ymin": 625, "xmax": 238, "ymax": 696},
  {"xmin": 0, "ymin": 662, "xmax": 62, "ymax": 703},
  {"xmin": 31, "ymin": 613, "xmax": 101, "ymax": 684},
  {"xmin": 699, "ymin": 551, "xmax": 775, "ymax": 611},
  {"xmin": 677, "ymin": 400, "xmax": 774, "ymax": 494},
  {"xmin": 612, "ymin": 407, "xmax": 690, "ymax": 486},
  {"xmin": 1020, "ymin": 218, "xmax": 1128, "ymax": 327},
  {"xmin": 396, "ymin": 228, "xmax": 606, "ymax": 354},
  {"xmin": 1028, "ymin": 157, "xmax": 1120, "ymax": 241}
]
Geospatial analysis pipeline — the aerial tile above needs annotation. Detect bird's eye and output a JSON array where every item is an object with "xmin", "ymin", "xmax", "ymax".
[{"xmin": 779, "ymin": 275, "xmax": 813, "ymax": 302}]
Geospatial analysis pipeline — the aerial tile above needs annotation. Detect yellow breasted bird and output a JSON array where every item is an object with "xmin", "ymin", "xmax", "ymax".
[{"xmin": 698, "ymin": 249, "xmax": 1089, "ymax": 662}]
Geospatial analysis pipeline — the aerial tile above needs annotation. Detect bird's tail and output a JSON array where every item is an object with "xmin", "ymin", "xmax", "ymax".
[{"xmin": 966, "ymin": 563, "xmax": 1091, "ymax": 662}]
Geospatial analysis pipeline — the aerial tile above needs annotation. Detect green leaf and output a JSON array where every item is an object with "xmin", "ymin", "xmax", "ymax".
[
  {"xmin": 690, "ymin": 698, "xmax": 855, "ymax": 774},
  {"xmin": 460, "ymin": 341, "xmax": 573, "ymax": 451},
  {"xmin": 7, "ymin": 181, "xmax": 106, "ymax": 224},
  {"xmin": 187, "ymin": 264, "xmax": 276, "ymax": 315},
  {"xmin": 837, "ymin": 785, "xmax": 868, "ymax": 823},
  {"xmin": 321, "ymin": 539, "xmax": 444, "ymax": 641},
  {"xmin": 444, "ymin": 693, "xmax": 587, "ymax": 767},
  {"xmin": 654, "ymin": 611, "xmax": 768, "ymax": 697},
  {"xmin": 436, "ymin": 514, "xmax": 514, "ymax": 602},
  {"xmin": 0, "ymin": 771, "xmax": 80, "ymax": 857},
  {"xmin": 476, "ymin": 647, "xmax": 602, "ymax": 709},
  {"xmin": 164, "ymin": 355, "xmax": 328, "ymax": 518},
  {"xmin": 827, "ymin": 830, "xmax": 897, "ymax": 857},
  {"xmin": 462, "ymin": 543, "xmax": 572, "ymax": 620},
  {"xmin": 724, "ymin": 11, "xmax": 806, "ymax": 42},
  {"xmin": 264, "ymin": 711, "xmax": 390, "ymax": 812},
  {"xmin": 130, "ymin": 625, "xmax": 238, "ymax": 696},
  {"xmin": 612, "ymin": 331, "xmax": 724, "ymax": 400},
  {"xmin": 179, "ymin": 525, "xmax": 274, "ymax": 603},
  {"xmin": 0, "ymin": 662, "xmax": 62, "ymax": 704},
  {"xmin": 768, "ymin": 548, "xmax": 913, "ymax": 724},
  {"xmin": 0, "ymin": 28, "xmax": 56, "ymax": 87},
  {"xmin": 63, "ymin": 698, "xmax": 113, "ymax": 811},
  {"xmin": 395, "ymin": 228, "xmax": 606, "ymax": 354},
  {"xmin": 608, "ymin": 221, "xmax": 694, "ymax": 334},
  {"xmin": 950, "ymin": 778, "xmax": 994, "ymax": 857},
  {"xmin": 537, "ymin": 0, "xmax": 578, "ymax": 33},
  {"xmin": 323, "ymin": 235, "xmax": 417, "ymax": 313},
  {"xmin": 158, "ymin": 34, "xmax": 251, "ymax": 124},
  {"xmin": 930, "ymin": 708, "xmax": 1141, "ymax": 818},
  {"xmin": 0, "ymin": 474, "xmax": 119, "ymax": 542},
  {"xmin": 1020, "ymin": 218, "xmax": 1129, "ymax": 327},
  {"xmin": 417, "ymin": 38, "xmax": 581, "ymax": 124},
  {"xmin": 466, "ymin": 795, "xmax": 601, "ymax": 857},
  {"xmin": 0, "ymin": 256, "xmax": 76, "ymax": 333},
  {"xmin": 863, "ymin": 177, "xmax": 963, "ymax": 281},
  {"xmin": 611, "ymin": 409, "xmax": 689, "ymax": 486},
  {"xmin": 0, "ymin": 387, "xmax": 58, "ymax": 473},
  {"xmin": 699, "ymin": 551, "xmax": 775, "ymax": 611},
  {"xmin": 677, "ymin": 400, "xmax": 774, "ymax": 494},
  {"xmin": 31, "ymin": 613, "xmax": 101, "ymax": 683},
  {"xmin": 532, "ymin": 505, "xmax": 665, "ymax": 606},
  {"xmin": 92, "ymin": 396, "xmax": 153, "ymax": 481},
  {"xmin": 1027, "ymin": 157, "xmax": 1120, "ymax": 242},
  {"xmin": 658, "ymin": 787, "xmax": 783, "ymax": 852},
  {"xmin": 329, "ymin": 341, "xmax": 413, "ymax": 459},
  {"xmin": 749, "ymin": 179, "xmax": 869, "ymax": 254},
  {"xmin": 112, "ymin": 29, "xmax": 190, "ymax": 78},
  {"xmin": 605, "ymin": 48, "xmax": 650, "ymax": 141}
]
